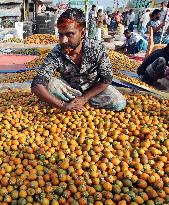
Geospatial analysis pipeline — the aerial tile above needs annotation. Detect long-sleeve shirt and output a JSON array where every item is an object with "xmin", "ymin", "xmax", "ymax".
[
  {"xmin": 140, "ymin": 12, "xmax": 150, "ymax": 28},
  {"xmin": 31, "ymin": 38, "xmax": 113, "ymax": 93},
  {"xmin": 137, "ymin": 48, "xmax": 169, "ymax": 75},
  {"xmin": 130, "ymin": 12, "xmax": 135, "ymax": 23}
]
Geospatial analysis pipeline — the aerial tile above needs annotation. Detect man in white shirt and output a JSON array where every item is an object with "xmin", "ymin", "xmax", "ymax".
[
  {"xmin": 160, "ymin": 1, "xmax": 168, "ymax": 22},
  {"xmin": 140, "ymin": 9, "xmax": 150, "ymax": 35},
  {"xmin": 160, "ymin": 1, "xmax": 169, "ymax": 34},
  {"xmin": 117, "ymin": 29, "xmax": 148, "ymax": 54},
  {"xmin": 128, "ymin": 9, "xmax": 135, "ymax": 32}
]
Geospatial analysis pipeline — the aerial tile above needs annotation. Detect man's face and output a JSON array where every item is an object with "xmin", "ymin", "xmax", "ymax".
[
  {"xmin": 162, "ymin": 2, "xmax": 168, "ymax": 7},
  {"xmin": 156, "ymin": 13, "xmax": 161, "ymax": 20},
  {"xmin": 58, "ymin": 21, "xmax": 85, "ymax": 54},
  {"xmin": 124, "ymin": 33, "xmax": 131, "ymax": 39}
]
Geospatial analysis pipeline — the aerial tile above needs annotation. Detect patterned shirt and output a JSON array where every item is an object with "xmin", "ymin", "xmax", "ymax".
[
  {"xmin": 126, "ymin": 32, "xmax": 147, "ymax": 46},
  {"xmin": 150, "ymin": 20, "xmax": 163, "ymax": 33},
  {"xmin": 31, "ymin": 38, "xmax": 113, "ymax": 92},
  {"xmin": 89, "ymin": 9, "xmax": 97, "ymax": 24}
]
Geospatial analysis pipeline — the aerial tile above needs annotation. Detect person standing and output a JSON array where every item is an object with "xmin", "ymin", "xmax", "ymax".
[
  {"xmin": 114, "ymin": 11, "xmax": 121, "ymax": 29},
  {"xmin": 160, "ymin": 1, "xmax": 169, "ymax": 34},
  {"xmin": 106, "ymin": 14, "xmax": 112, "ymax": 31},
  {"xmin": 96, "ymin": 9, "xmax": 104, "ymax": 41},
  {"xmin": 140, "ymin": 9, "xmax": 150, "ymax": 35},
  {"xmin": 160, "ymin": 1, "xmax": 168, "ymax": 22},
  {"xmin": 149, "ymin": 9, "xmax": 169, "ymax": 44},
  {"xmin": 88, "ymin": 5, "xmax": 97, "ymax": 39},
  {"xmin": 126, "ymin": 11, "xmax": 130, "ymax": 28},
  {"xmin": 128, "ymin": 9, "xmax": 135, "ymax": 32}
]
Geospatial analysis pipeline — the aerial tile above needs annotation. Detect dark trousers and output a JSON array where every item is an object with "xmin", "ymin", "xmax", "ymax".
[{"xmin": 128, "ymin": 21, "xmax": 134, "ymax": 32}]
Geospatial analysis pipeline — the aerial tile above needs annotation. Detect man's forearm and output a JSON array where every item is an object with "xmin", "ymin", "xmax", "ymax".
[
  {"xmin": 31, "ymin": 84, "xmax": 64, "ymax": 108},
  {"xmin": 153, "ymin": 24, "xmax": 163, "ymax": 33},
  {"xmin": 82, "ymin": 82, "xmax": 110, "ymax": 102}
]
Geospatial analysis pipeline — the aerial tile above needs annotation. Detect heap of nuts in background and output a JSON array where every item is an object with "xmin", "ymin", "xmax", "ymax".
[
  {"xmin": 109, "ymin": 50, "xmax": 141, "ymax": 72},
  {"xmin": 24, "ymin": 34, "xmax": 59, "ymax": 45}
]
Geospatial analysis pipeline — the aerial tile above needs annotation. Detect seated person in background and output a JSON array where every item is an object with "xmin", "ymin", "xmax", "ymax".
[
  {"xmin": 101, "ymin": 19, "xmax": 109, "ymax": 38},
  {"xmin": 116, "ymin": 22, "xmax": 125, "ymax": 35},
  {"xmin": 117, "ymin": 29, "xmax": 148, "ymax": 54},
  {"xmin": 31, "ymin": 8, "xmax": 126, "ymax": 112},
  {"xmin": 137, "ymin": 43, "xmax": 169, "ymax": 88}
]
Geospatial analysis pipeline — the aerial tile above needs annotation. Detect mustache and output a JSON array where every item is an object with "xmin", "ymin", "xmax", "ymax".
[{"xmin": 61, "ymin": 44, "xmax": 76, "ymax": 49}]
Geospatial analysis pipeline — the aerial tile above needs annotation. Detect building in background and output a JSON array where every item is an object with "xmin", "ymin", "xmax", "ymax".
[{"xmin": 0, "ymin": 0, "xmax": 23, "ymax": 28}]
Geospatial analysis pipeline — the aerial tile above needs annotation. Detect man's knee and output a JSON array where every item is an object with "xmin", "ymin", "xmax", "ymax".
[
  {"xmin": 112, "ymin": 95, "xmax": 126, "ymax": 111},
  {"xmin": 158, "ymin": 57, "xmax": 166, "ymax": 61}
]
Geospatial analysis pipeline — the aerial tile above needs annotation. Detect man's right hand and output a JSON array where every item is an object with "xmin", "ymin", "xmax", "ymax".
[{"xmin": 60, "ymin": 102, "xmax": 85, "ymax": 112}]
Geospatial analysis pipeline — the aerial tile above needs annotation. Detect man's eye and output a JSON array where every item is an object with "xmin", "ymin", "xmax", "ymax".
[
  {"xmin": 67, "ymin": 33, "xmax": 74, "ymax": 37},
  {"xmin": 59, "ymin": 33, "xmax": 63, "ymax": 37}
]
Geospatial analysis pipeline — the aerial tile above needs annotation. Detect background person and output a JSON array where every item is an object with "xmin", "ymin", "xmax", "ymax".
[
  {"xmin": 96, "ymin": 9, "xmax": 104, "ymax": 41},
  {"xmin": 128, "ymin": 9, "xmax": 135, "ymax": 32},
  {"xmin": 149, "ymin": 9, "xmax": 169, "ymax": 44},
  {"xmin": 137, "ymin": 43, "xmax": 169, "ymax": 88},
  {"xmin": 31, "ymin": 8, "xmax": 126, "ymax": 112},
  {"xmin": 88, "ymin": 5, "xmax": 97, "ymax": 39},
  {"xmin": 140, "ymin": 9, "xmax": 151, "ymax": 35},
  {"xmin": 117, "ymin": 29, "xmax": 148, "ymax": 54}
]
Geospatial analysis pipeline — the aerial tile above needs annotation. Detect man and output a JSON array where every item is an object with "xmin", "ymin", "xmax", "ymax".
[
  {"xmin": 114, "ymin": 11, "xmax": 121, "ymax": 27},
  {"xmin": 160, "ymin": 1, "xmax": 169, "ymax": 35},
  {"xmin": 31, "ymin": 8, "xmax": 126, "ymax": 112},
  {"xmin": 117, "ymin": 29, "xmax": 147, "ymax": 54},
  {"xmin": 160, "ymin": 1, "xmax": 168, "ymax": 22},
  {"xmin": 88, "ymin": 5, "xmax": 97, "ymax": 39},
  {"xmin": 140, "ymin": 9, "xmax": 150, "ymax": 35},
  {"xmin": 148, "ymin": 9, "xmax": 169, "ymax": 44},
  {"xmin": 137, "ymin": 43, "xmax": 169, "ymax": 87},
  {"xmin": 96, "ymin": 9, "xmax": 104, "ymax": 41},
  {"xmin": 128, "ymin": 9, "xmax": 135, "ymax": 32}
]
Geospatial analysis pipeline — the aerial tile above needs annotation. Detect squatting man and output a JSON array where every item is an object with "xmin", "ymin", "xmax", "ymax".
[{"xmin": 31, "ymin": 9, "xmax": 126, "ymax": 112}]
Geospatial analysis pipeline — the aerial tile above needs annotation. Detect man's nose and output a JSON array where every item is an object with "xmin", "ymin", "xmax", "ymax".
[{"xmin": 61, "ymin": 35, "xmax": 68, "ymax": 43}]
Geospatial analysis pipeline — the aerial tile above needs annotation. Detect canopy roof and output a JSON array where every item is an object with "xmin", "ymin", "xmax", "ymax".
[{"xmin": 0, "ymin": 0, "xmax": 22, "ymax": 4}]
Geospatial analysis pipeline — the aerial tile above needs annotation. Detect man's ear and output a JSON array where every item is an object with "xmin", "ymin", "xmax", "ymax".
[{"xmin": 81, "ymin": 28, "xmax": 86, "ymax": 38}]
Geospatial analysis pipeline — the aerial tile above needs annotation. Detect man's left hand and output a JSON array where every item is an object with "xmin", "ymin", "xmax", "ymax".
[{"xmin": 69, "ymin": 96, "xmax": 87, "ymax": 111}]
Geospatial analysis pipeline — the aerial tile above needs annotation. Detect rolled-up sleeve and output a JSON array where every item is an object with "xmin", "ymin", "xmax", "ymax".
[
  {"xmin": 31, "ymin": 48, "xmax": 59, "ymax": 88},
  {"xmin": 97, "ymin": 44, "xmax": 113, "ymax": 84}
]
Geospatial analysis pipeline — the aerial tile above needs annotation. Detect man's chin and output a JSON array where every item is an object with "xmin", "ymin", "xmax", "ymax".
[{"xmin": 62, "ymin": 48, "xmax": 71, "ymax": 54}]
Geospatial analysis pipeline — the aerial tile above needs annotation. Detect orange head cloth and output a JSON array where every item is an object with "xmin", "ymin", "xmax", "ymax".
[{"xmin": 57, "ymin": 19, "xmax": 81, "ymax": 29}]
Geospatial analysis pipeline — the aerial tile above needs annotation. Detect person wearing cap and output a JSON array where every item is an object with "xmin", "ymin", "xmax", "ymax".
[
  {"xmin": 137, "ymin": 43, "xmax": 169, "ymax": 88},
  {"xmin": 31, "ymin": 8, "xmax": 126, "ymax": 112}
]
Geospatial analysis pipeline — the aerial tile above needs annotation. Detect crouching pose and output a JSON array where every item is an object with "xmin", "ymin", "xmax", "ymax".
[
  {"xmin": 31, "ymin": 8, "xmax": 126, "ymax": 112},
  {"xmin": 137, "ymin": 43, "xmax": 169, "ymax": 87}
]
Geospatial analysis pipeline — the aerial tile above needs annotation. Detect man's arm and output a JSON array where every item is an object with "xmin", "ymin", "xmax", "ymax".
[
  {"xmin": 31, "ymin": 46, "xmax": 66, "ymax": 110},
  {"xmin": 152, "ymin": 23, "xmax": 164, "ymax": 33},
  {"xmin": 81, "ymin": 82, "xmax": 109, "ymax": 102},
  {"xmin": 31, "ymin": 84, "xmax": 64, "ymax": 109}
]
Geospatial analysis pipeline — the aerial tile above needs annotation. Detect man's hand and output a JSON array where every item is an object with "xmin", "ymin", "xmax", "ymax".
[{"xmin": 61, "ymin": 97, "xmax": 87, "ymax": 112}]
